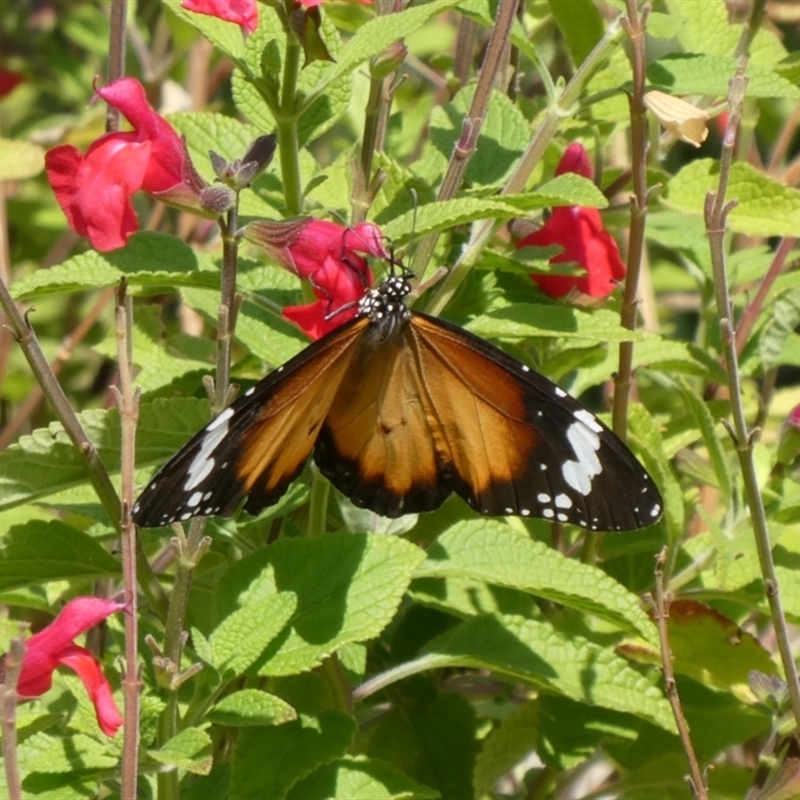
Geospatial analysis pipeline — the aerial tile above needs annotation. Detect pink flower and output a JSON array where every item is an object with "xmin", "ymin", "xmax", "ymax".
[
  {"xmin": 11, "ymin": 597, "xmax": 126, "ymax": 737},
  {"xmin": 244, "ymin": 219, "xmax": 387, "ymax": 340},
  {"xmin": 45, "ymin": 78, "xmax": 206, "ymax": 252},
  {"xmin": 181, "ymin": 0, "xmax": 258, "ymax": 32},
  {"xmin": 516, "ymin": 143, "xmax": 625, "ymax": 300}
]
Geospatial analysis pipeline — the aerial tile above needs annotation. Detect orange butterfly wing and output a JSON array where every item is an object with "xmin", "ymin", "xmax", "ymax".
[
  {"xmin": 316, "ymin": 311, "xmax": 661, "ymax": 530},
  {"xmin": 132, "ymin": 318, "xmax": 367, "ymax": 527}
]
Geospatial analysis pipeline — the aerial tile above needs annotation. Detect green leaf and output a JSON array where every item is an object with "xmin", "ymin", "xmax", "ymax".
[
  {"xmin": 0, "ymin": 520, "xmax": 120, "ymax": 591},
  {"xmin": 231, "ymin": 710, "xmax": 356, "ymax": 800},
  {"xmin": 208, "ymin": 690, "xmax": 297, "ymax": 727},
  {"xmin": 428, "ymin": 86, "xmax": 530, "ymax": 187},
  {"xmin": 627, "ymin": 403, "xmax": 684, "ymax": 546},
  {"xmin": 182, "ymin": 286, "xmax": 307, "ymax": 367},
  {"xmin": 667, "ymin": 600, "xmax": 777, "ymax": 690},
  {"xmin": 473, "ymin": 701, "xmax": 539, "ymax": 797},
  {"xmin": 209, "ymin": 588, "xmax": 297, "ymax": 679},
  {"xmin": 759, "ymin": 289, "xmax": 800, "ymax": 371},
  {"xmin": 217, "ymin": 532, "xmax": 426, "ymax": 676},
  {"xmin": 18, "ymin": 731, "xmax": 118, "ymax": 773},
  {"xmin": 416, "ymin": 520, "xmax": 657, "ymax": 643},
  {"xmin": 287, "ymin": 756, "xmax": 439, "ymax": 800},
  {"xmin": 465, "ymin": 305, "xmax": 647, "ymax": 345},
  {"xmin": 149, "ymin": 727, "xmax": 213, "ymax": 775},
  {"xmin": 309, "ymin": 0, "xmax": 462, "ymax": 96},
  {"xmin": 0, "ymin": 138, "xmax": 44, "ymax": 180},
  {"xmin": 648, "ymin": 54, "xmax": 800, "ymax": 99},
  {"xmin": 11, "ymin": 232, "xmax": 218, "ymax": 301},
  {"xmin": 679, "ymin": 380, "xmax": 731, "ymax": 499},
  {"xmin": 232, "ymin": 11, "xmax": 351, "ymax": 145},
  {"xmin": 0, "ymin": 398, "xmax": 211, "ymax": 511},
  {"xmin": 664, "ymin": 159, "xmax": 800, "ymax": 238},
  {"xmin": 664, "ymin": 0, "xmax": 786, "ymax": 65},
  {"xmin": 424, "ymin": 614, "xmax": 676, "ymax": 732},
  {"xmin": 367, "ymin": 690, "xmax": 476, "ymax": 800},
  {"xmin": 163, "ymin": 0, "xmax": 246, "ymax": 61},
  {"xmin": 548, "ymin": 0, "xmax": 604, "ymax": 65}
]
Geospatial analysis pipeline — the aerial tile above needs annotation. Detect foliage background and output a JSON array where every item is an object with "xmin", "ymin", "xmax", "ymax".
[{"xmin": 2, "ymin": 0, "xmax": 800, "ymax": 798}]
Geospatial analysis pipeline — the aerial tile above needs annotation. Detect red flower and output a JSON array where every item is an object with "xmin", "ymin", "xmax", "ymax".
[
  {"xmin": 12, "ymin": 597, "xmax": 126, "ymax": 737},
  {"xmin": 516, "ymin": 143, "xmax": 625, "ymax": 300},
  {"xmin": 45, "ymin": 78, "xmax": 207, "ymax": 252},
  {"xmin": 244, "ymin": 219, "xmax": 387, "ymax": 340},
  {"xmin": 181, "ymin": 0, "xmax": 258, "ymax": 32},
  {"xmin": 0, "ymin": 69, "xmax": 23, "ymax": 98}
]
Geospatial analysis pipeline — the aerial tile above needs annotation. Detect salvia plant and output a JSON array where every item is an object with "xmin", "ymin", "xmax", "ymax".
[{"xmin": 1, "ymin": 1, "xmax": 800, "ymax": 799}]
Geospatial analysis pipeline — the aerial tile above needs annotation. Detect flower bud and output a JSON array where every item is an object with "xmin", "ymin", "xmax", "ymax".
[
  {"xmin": 644, "ymin": 90, "xmax": 709, "ymax": 148},
  {"xmin": 369, "ymin": 42, "xmax": 407, "ymax": 80}
]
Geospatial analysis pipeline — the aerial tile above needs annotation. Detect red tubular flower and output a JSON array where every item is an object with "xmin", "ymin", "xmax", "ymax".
[
  {"xmin": 0, "ymin": 69, "xmax": 23, "ymax": 98},
  {"xmin": 181, "ymin": 0, "xmax": 258, "ymax": 32},
  {"xmin": 45, "ymin": 78, "xmax": 207, "ymax": 252},
  {"xmin": 244, "ymin": 219, "xmax": 388, "ymax": 340},
  {"xmin": 12, "ymin": 597, "xmax": 126, "ymax": 736},
  {"xmin": 516, "ymin": 143, "xmax": 625, "ymax": 301}
]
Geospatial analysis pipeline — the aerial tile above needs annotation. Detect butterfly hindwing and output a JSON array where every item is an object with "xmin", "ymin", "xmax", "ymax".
[
  {"xmin": 131, "ymin": 318, "xmax": 367, "ymax": 527},
  {"xmin": 407, "ymin": 311, "xmax": 661, "ymax": 530}
]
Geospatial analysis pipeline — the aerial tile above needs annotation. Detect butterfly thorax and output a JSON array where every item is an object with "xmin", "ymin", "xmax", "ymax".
[{"xmin": 358, "ymin": 275, "xmax": 412, "ymax": 342}]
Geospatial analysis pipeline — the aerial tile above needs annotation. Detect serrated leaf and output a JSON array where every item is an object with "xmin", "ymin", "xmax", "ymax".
[
  {"xmin": 231, "ymin": 710, "xmax": 357, "ymax": 800},
  {"xmin": 210, "ymin": 589, "xmax": 297, "ymax": 678},
  {"xmin": 232, "ymin": 11, "xmax": 350, "ymax": 145},
  {"xmin": 473, "ymin": 701, "xmax": 539, "ymax": 797},
  {"xmin": 679, "ymin": 379, "xmax": 731, "ymax": 499},
  {"xmin": 10, "ymin": 232, "xmax": 218, "ymax": 301},
  {"xmin": 664, "ymin": 159, "xmax": 800, "ymax": 238},
  {"xmin": 18, "ymin": 731, "xmax": 118, "ymax": 773},
  {"xmin": 287, "ymin": 756, "xmax": 439, "ymax": 800},
  {"xmin": 409, "ymin": 575, "xmax": 534, "ymax": 620},
  {"xmin": 417, "ymin": 520, "xmax": 656, "ymax": 643},
  {"xmin": 208, "ymin": 690, "xmax": 297, "ymax": 727},
  {"xmin": 149, "ymin": 727, "xmax": 213, "ymax": 775},
  {"xmin": 628, "ymin": 403, "xmax": 684, "ymax": 547},
  {"xmin": 759, "ymin": 289, "xmax": 800, "ymax": 371},
  {"xmin": 0, "ymin": 520, "xmax": 119, "ymax": 591},
  {"xmin": 465, "ymin": 305, "xmax": 647, "ymax": 345},
  {"xmin": 383, "ymin": 178, "xmax": 606, "ymax": 243},
  {"xmin": 0, "ymin": 138, "xmax": 44, "ymax": 180},
  {"xmin": 163, "ymin": 0, "xmax": 246, "ymax": 61},
  {"xmin": 182, "ymin": 286, "xmax": 307, "ymax": 367},
  {"xmin": 648, "ymin": 54, "xmax": 800, "ymax": 99},
  {"xmin": 217, "ymin": 532, "xmax": 426, "ymax": 676},
  {"xmin": 423, "ymin": 613, "xmax": 676, "ymax": 732},
  {"xmin": 0, "ymin": 398, "xmax": 211, "ymax": 511},
  {"xmin": 309, "ymin": 0, "xmax": 462, "ymax": 96}
]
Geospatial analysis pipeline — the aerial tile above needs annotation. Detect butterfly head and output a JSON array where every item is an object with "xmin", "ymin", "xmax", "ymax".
[{"xmin": 358, "ymin": 275, "xmax": 413, "ymax": 337}]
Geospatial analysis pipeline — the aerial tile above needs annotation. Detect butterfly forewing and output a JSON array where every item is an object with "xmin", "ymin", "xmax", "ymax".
[{"xmin": 131, "ymin": 319, "xmax": 366, "ymax": 527}]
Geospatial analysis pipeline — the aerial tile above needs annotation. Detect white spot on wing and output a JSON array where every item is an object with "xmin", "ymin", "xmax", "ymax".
[
  {"xmin": 554, "ymin": 493, "xmax": 572, "ymax": 509},
  {"xmin": 555, "ymin": 386, "xmax": 567, "ymax": 398},
  {"xmin": 184, "ymin": 417, "xmax": 231, "ymax": 491},
  {"xmin": 187, "ymin": 491, "xmax": 203, "ymax": 508},
  {"xmin": 572, "ymin": 408, "xmax": 603, "ymax": 433},
  {"xmin": 542, "ymin": 508, "xmax": 554, "ymax": 518},
  {"xmin": 537, "ymin": 493, "xmax": 551, "ymax": 504},
  {"xmin": 206, "ymin": 406, "xmax": 234, "ymax": 431},
  {"xmin": 561, "ymin": 419, "xmax": 602, "ymax": 496}
]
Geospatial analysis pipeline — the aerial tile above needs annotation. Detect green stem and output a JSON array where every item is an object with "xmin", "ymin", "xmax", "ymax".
[
  {"xmin": 307, "ymin": 473, "xmax": 330, "ymax": 537},
  {"xmin": 277, "ymin": 39, "xmax": 303, "ymax": 215}
]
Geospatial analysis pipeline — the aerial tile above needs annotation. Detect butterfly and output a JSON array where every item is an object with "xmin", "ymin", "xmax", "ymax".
[{"xmin": 132, "ymin": 273, "xmax": 663, "ymax": 531}]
